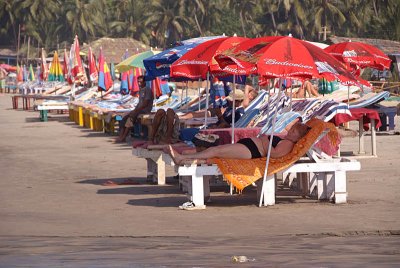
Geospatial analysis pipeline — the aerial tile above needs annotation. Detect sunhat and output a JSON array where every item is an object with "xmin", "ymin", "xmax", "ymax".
[{"xmin": 226, "ymin": 89, "xmax": 245, "ymax": 101}]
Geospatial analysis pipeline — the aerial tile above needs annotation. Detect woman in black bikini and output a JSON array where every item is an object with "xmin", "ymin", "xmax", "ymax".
[{"xmin": 168, "ymin": 121, "xmax": 310, "ymax": 164}]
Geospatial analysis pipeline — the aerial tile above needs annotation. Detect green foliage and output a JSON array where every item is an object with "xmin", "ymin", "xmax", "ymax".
[{"xmin": 0, "ymin": 0, "xmax": 399, "ymax": 51}]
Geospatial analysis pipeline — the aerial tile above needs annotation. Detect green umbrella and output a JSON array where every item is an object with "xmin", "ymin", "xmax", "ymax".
[{"xmin": 116, "ymin": 50, "xmax": 160, "ymax": 72}]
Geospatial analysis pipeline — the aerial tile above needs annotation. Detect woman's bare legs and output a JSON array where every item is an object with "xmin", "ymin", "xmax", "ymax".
[{"xmin": 167, "ymin": 143, "xmax": 252, "ymax": 164}]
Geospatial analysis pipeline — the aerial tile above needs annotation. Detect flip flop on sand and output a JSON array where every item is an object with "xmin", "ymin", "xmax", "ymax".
[{"xmin": 178, "ymin": 201, "xmax": 206, "ymax": 210}]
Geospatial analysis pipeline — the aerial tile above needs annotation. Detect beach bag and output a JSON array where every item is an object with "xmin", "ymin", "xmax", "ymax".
[{"xmin": 192, "ymin": 133, "xmax": 220, "ymax": 148}]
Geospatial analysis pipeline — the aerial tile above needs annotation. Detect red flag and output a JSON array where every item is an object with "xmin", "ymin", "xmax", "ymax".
[
  {"xmin": 63, "ymin": 49, "xmax": 69, "ymax": 80},
  {"xmin": 71, "ymin": 35, "xmax": 87, "ymax": 84},
  {"xmin": 88, "ymin": 47, "xmax": 98, "ymax": 83},
  {"xmin": 40, "ymin": 48, "xmax": 48, "ymax": 81}
]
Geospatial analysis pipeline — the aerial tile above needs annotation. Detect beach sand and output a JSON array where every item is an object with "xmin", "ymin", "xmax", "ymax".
[{"xmin": 0, "ymin": 94, "xmax": 399, "ymax": 267}]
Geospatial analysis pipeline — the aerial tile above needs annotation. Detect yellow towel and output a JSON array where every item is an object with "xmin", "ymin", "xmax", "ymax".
[{"xmin": 211, "ymin": 118, "xmax": 339, "ymax": 192}]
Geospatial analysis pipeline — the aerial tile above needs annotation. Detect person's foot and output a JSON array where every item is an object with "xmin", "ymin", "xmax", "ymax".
[
  {"xmin": 114, "ymin": 137, "xmax": 125, "ymax": 143},
  {"xmin": 167, "ymin": 145, "xmax": 184, "ymax": 165}
]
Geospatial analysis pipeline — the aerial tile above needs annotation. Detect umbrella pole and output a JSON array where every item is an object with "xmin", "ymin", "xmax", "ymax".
[
  {"xmin": 231, "ymin": 75, "xmax": 236, "ymax": 144},
  {"xmin": 259, "ymin": 79, "xmax": 282, "ymax": 207},
  {"xmin": 198, "ymin": 78, "xmax": 201, "ymax": 111},
  {"xmin": 347, "ymin": 84, "xmax": 350, "ymax": 108},
  {"xmin": 289, "ymin": 84, "xmax": 293, "ymax": 110},
  {"xmin": 186, "ymin": 81, "xmax": 189, "ymax": 113},
  {"xmin": 154, "ymin": 80, "xmax": 157, "ymax": 109},
  {"xmin": 180, "ymin": 85, "xmax": 184, "ymax": 109},
  {"xmin": 204, "ymin": 72, "xmax": 210, "ymax": 129}
]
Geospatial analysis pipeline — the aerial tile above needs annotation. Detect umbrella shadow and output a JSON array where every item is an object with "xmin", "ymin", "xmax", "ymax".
[
  {"xmin": 24, "ymin": 116, "xmax": 69, "ymax": 123},
  {"xmin": 78, "ymin": 176, "xmax": 149, "ymax": 186}
]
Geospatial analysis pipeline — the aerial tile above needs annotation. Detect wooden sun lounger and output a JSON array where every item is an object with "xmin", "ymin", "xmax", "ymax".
[
  {"xmin": 177, "ymin": 119, "xmax": 361, "ymax": 210},
  {"xmin": 37, "ymin": 104, "xmax": 69, "ymax": 122},
  {"xmin": 132, "ymin": 146, "xmax": 175, "ymax": 185},
  {"xmin": 177, "ymin": 148, "xmax": 360, "ymax": 210}
]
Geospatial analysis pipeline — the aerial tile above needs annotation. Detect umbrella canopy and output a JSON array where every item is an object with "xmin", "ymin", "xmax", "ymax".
[
  {"xmin": 170, "ymin": 36, "xmax": 249, "ymax": 80},
  {"xmin": 116, "ymin": 50, "xmax": 160, "ymax": 72},
  {"xmin": 216, "ymin": 36, "xmax": 358, "ymax": 85},
  {"xmin": 48, "ymin": 51, "xmax": 65, "ymax": 82},
  {"xmin": 177, "ymin": 35, "xmax": 225, "ymax": 46},
  {"xmin": 324, "ymin": 41, "xmax": 391, "ymax": 70},
  {"xmin": 144, "ymin": 37, "xmax": 221, "ymax": 80},
  {"xmin": 0, "ymin": 64, "xmax": 17, "ymax": 72}
]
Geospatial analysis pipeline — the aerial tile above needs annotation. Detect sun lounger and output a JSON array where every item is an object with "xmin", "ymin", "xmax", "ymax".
[
  {"xmin": 177, "ymin": 118, "xmax": 360, "ymax": 210},
  {"xmin": 348, "ymin": 91, "xmax": 390, "ymax": 109},
  {"xmin": 37, "ymin": 103, "xmax": 69, "ymax": 122}
]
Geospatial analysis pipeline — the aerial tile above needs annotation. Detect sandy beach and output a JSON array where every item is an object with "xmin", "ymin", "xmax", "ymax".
[{"xmin": 0, "ymin": 94, "xmax": 399, "ymax": 267}]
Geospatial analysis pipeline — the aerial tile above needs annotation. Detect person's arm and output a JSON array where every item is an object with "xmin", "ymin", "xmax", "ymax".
[
  {"xmin": 242, "ymin": 85, "xmax": 253, "ymax": 108},
  {"xmin": 129, "ymin": 98, "xmax": 151, "ymax": 117}
]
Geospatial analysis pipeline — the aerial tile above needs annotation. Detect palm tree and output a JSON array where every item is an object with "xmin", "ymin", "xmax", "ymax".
[
  {"xmin": 144, "ymin": 0, "xmax": 190, "ymax": 48},
  {"xmin": 309, "ymin": 0, "xmax": 346, "ymax": 40},
  {"xmin": 16, "ymin": 0, "xmax": 62, "ymax": 50},
  {"xmin": 185, "ymin": 0, "xmax": 206, "ymax": 36},
  {"xmin": 108, "ymin": 0, "xmax": 150, "ymax": 44},
  {"xmin": 227, "ymin": 0, "xmax": 259, "ymax": 37},
  {"xmin": 63, "ymin": 0, "xmax": 107, "ymax": 42},
  {"xmin": 0, "ymin": 0, "xmax": 21, "ymax": 45}
]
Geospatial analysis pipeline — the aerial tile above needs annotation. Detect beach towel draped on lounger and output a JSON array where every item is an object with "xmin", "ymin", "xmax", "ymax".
[{"xmin": 210, "ymin": 118, "xmax": 341, "ymax": 192}]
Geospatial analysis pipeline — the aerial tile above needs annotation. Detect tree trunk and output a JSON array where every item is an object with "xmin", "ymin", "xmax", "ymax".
[
  {"xmin": 194, "ymin": 13, "xmax": 203, "ymax": 36},
  {"xmin": 270, "ymin": 12, "xmax": 277, "ymax": 32},
  {"xmin": 240, "ymin": 11, "xmax": 246, "ymax": 37},
  {"xmin": 372, "ymin": 0, "xmax": 378, "ymax": 17}
]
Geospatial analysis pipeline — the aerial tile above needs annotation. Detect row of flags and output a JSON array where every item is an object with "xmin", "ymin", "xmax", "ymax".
[{"xmin": 17, "ymin": 35, "xmax": 147, "ymax": 95}]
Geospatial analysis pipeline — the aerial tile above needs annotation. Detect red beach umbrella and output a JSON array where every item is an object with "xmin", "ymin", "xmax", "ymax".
[
  {"xmin": 324, "ymin": 41, "xmax": 391, "ymax": 70},
  {"xmin": 215, "ymin": 36, "xmax": 359, "ymax": 85},
  {"xmin": 170, "ymin": 36, "xmax": 249, "ymax": 80}
]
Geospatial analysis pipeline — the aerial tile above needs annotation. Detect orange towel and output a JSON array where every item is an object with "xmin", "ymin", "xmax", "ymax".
[{"xmin": 211, "ymin": 118, "xmax": 340, "ymax": 192}]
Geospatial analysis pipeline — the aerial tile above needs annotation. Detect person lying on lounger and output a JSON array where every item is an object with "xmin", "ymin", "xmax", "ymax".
[
  {"xmin": 293, "ymin": 80, "xmax": 319, "ymax": 98},
  {"xmin": 167, "ymin": 121, "xmax": 310, "ymax": 164},
  {"xmin": 149, "ymin": 88, "xmax": 258, "ymax": 145}
]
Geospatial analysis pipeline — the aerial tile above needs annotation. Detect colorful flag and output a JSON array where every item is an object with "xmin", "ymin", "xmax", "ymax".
[
  {"xmin": 63, "ymin": 49, "xmax": 69, "ymax": 80},
  {"xmin": 71, "ymin": 35, "xmax": 87, "ymax": 84},
  {"xmin": 110, "ymin": 62, "xmax": 116, "ymax": 81},
  {"xmin": 48, "ymin": 51, "xmax": 65, "ymax": 81},
  {"xmin": 22, "ymin": 65, "xmax": 28, "ymax": 81},
  {"xmin": 40, "ymin": 48, "xmax": 48, "ymax": 81},
  {"xmin": 16, "ymin": 64, "xmax": 23, "ymax": 82},
  {"xmin": 88, "ymin": 47, "xmax": 98, "ymax": 83},
  {"xmin": 120, "ymin": 50, "xmax": 130, "ymax": 94},
  {"xmin": 98, "ymin": 47, "xmax": 112, "ymax": 91},
  {"xmin": 29, "ymin": 64, "xmax": 35, "ymax": 81}
]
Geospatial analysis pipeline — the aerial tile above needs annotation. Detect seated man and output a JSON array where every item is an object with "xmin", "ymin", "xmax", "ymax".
[
  {"xmin": 115, "ymin": 75, "xmax": 154, "ymax": 143},
  {"xmin": 167, "ymin": 121, "xmax": 310, "ymax": 164}
]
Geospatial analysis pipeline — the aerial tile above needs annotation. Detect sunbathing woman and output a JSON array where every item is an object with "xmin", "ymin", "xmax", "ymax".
[
  {"xmin": 167, "ymin": 121, "xmax": 310, "ymax": 164},
  {"xmin": 293, "ymin": 80, "xmax": 319, "ymax": 98}
]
